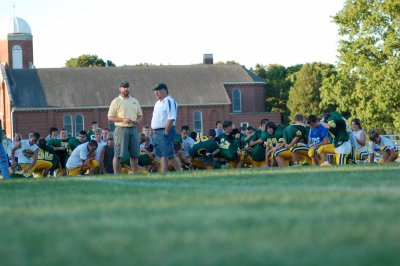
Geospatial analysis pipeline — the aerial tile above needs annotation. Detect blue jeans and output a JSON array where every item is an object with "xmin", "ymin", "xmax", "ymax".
[
  {"xmin": 0, "ymin": 143, "xmax": 10, "ymax": 179},
  {"xmin": 154, "ymin": 126, "xmax": 176, "ymax": 159}
]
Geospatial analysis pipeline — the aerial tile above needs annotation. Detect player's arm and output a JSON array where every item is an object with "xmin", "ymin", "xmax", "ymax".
[
  {"xmin": 250, "ymin": 139, "xmax": 262, "ymax": 147},
  {"xmin": 211, "ymin": 148, "xmax": 220, "ymax": 157},
  {"xmin": 274, "ymin": 140, "xmax": 285, "ymax": 151},
  {"xmin": 357, "ymin": 131, "xmax": 367, "ymax": 146},
  {"xmin": 243, "ymin": 132, "xmax": 254, "ymax": 143},
  {"xmin": 24, "ymin": 149, "xmax": 39, "ymax": 173},
  {"xmin": 369, "ymin": 151, "xmax": 375, "ymax": 163},
  {"xmin": 369, "ymin": 142, "xmax": 375, "ymax": 163},
  {"xmin": 11, "ymin": 142, "xmax": 22, "ymax": 170},
  {"xmin": 285, "ymin": 136, "xmax": 299, "ymax": 148},
  {"xmin": 146, "ymin": 149, "xmax": 155, "ymax": 159},
  {"xmin": 86, "ymin": 149, "xmax": 96, "ymax": 161},
  {"xmin": 315, "ymin": 136, "xmax": 330, "ymax": 147},
  {"xmin": 320, "ymin": 121, "xmax": 331, "ymax": 129},
  {"xmin": 386, "ymin": 147, "xmax": 396, "ymax": 163},
  {"xmin": 249, "ymin": 133, "xmax": 261, "ymax": 147}
]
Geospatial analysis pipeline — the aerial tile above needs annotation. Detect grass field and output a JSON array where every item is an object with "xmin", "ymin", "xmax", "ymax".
[{"xmin": 1, "ymin": 164, "xmax": 400, "ymax": 266}]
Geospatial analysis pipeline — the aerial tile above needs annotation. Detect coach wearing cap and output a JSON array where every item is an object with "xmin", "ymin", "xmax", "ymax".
[
  {"xmin": 151, "ymin": 83, "xmax": 181, "ymax": 172},
  {"xmin": 108, "ymin": 81, "xmax": 143, "ymax": 174}
]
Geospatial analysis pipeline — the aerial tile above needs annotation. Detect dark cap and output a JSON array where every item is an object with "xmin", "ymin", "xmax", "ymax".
[
  {"xmin": 120, "ymin": 81, "xmax": 129, "ymax": 88},
  {"xmin": 222, "ymin": 120, "xmax": 233, "ymax": 129},
  {"xmin": 153, "ymin": 83, "xmax": 168, "ymax": 91},
  {"xmin": 208, "ymin": 128, "xmax": 216, "ymax": 137}
]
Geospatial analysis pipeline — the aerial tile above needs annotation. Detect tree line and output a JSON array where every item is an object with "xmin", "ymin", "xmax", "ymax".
[
  {"xmin": 253, "ymin": 0, "xmax": 400, "ymax": 132},
  {"xmin": 65, "ymin": 0, "xmax": 400, "ymax": 131}
]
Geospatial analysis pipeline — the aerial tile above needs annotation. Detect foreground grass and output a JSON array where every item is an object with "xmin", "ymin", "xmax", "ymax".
[{"xmin": 1, "ymin": 164, "xmax": 400, "ymax": 266}]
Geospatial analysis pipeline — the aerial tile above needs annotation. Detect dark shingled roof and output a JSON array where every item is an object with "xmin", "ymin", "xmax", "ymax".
[{"xmin": 7, "ymin": 64, "xmax": 265, "ymax": 109}]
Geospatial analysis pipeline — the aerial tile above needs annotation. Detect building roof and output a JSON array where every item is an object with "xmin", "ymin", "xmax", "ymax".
[
  {"xmin": 7, "ymin": 17, "xmax": 32, "ymax": 35},
  {"xmin": 6, "ymin": 64, "xmax": 265, "ymax": 109}
]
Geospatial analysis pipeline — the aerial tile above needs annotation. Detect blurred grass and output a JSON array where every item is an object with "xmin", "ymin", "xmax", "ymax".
[{"xmin": 1, "ymin": 164, "xmax": 400, "ymax": 266}]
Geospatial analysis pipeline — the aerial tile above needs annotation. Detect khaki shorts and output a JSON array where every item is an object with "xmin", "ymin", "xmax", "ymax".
[{"xmin": 114, "ymin": 126, "xmax": 140, "ymax": 158}]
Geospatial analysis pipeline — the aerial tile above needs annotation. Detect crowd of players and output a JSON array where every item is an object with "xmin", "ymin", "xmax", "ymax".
[{"xmin": 1, "ymin": 111, "xmax": 399, "ymax": 178}]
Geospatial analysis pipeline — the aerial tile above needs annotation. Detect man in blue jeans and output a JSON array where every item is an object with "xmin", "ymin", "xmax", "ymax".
[
  {"xmin": 0, "ymin": 121, "xmax": 10, "ymax": 179},
  {"xmin": 151, "ymin": 83, "xmax": 181, "ymax": 172}
]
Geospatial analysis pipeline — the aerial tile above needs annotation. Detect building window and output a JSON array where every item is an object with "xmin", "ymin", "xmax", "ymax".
[
  {"xmin": 232, "ymin": 89, "xmax": 242, "ymax": 112},
  {"xmin": 63, "ymin": 115, "xmax": 73, "ymax": 137},
  {"xmin": 193, "ymin": 111, "xmax": 203, "ymax": 133},
  {"xmin": 240, "ymin": 122, "xmax": 249, "ymax": 128},
  {"xmin": 108, "ymin": 121, "xmax": 115, "ymax": 133},
  {"xmin": 12, "ymin": 45, "xmax": 23, "ymax": 69},
  {"xmin": 75, "ymin": 114, "xmax": 84, "ymax": 135}
]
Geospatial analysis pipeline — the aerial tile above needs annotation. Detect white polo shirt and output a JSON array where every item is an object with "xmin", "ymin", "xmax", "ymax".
[
  {"xmin": 66, "ymin": 142, "xmax": 90, "ymax": 169},
  {"xmin": 151, "ymin": 95, "xmax": 178, "ymax": 129}
]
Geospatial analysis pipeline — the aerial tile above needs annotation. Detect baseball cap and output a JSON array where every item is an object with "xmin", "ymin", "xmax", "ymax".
[
  {"xmin": 120, "ymin": 81, "xmax": 130, "ymax": 88},
  {"xmin": 208, "ymin": 128, "xmax": 216, "ymax": 137},
  {"xmin": 153, "ymin": 83, "xmax": 168, "ymax": 91}
]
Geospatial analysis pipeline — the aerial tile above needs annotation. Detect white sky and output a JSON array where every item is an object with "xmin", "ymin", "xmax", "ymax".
[{"xmin": 0, "ymin": 0, "xmax": 345, "ymax": 69}]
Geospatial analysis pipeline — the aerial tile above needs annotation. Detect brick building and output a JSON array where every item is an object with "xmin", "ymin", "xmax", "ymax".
[{"xmin": 0, "ymin": 17, "xmax": 281, "ymax": 139}]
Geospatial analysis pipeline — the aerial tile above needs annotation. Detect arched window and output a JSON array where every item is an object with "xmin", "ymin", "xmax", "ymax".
[
  {"xmin": 232, "ymin": 89, "xmax": 242, "ymax": 112},
  {"xmin": 12, "ymin": 45, "xmax": 23, "ymax": 69},
  {"xmin": 193, "ymin": 111, "xmax": 203, "ymax": 133},
  {"xmin": 63, "ymin": 115, "xmax": 73, "ymax": 137},
  {"xmin": 75, "ymin": 114, "xmax": 84, "ymax": 135}
]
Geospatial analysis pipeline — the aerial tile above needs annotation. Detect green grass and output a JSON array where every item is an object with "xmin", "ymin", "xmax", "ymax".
[{"xmin": 1, "ymin": 164, "xmax": 400, "ymax": 266}]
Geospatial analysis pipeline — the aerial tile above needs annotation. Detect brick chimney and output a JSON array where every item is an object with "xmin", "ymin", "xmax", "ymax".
[{"xmin": 203, "ymin": 54, "xmax": 213, "ymax": 64}]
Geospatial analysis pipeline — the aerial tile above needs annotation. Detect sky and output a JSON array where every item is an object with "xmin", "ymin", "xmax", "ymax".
[{"xmin": 0, "ymin": 0, "xmax": 345, "ymax": 69}]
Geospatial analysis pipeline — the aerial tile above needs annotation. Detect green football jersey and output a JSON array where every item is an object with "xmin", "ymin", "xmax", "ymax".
[
  {"xmin": 48, "ymin": 138, "xmax": 70, "ymax": 166},
  {"xmin": 68, "ymin": 137, "xmax": 84, "ymax": 153},
  {"xmin": 283, "ymin": 124, "xmax": 308, "ymax": 145},
  {"xmin": 218, "ymin": 133, "xmax": 241, "ymax": 161},
  {"xmin": 37, "ymin": 145, "xmax": 60, "ymax": 171},
  {"xmin": 189, "ymin": 133, "xmax": 219, "ymax": 158},
  {"xmin": 121, "ymin": 155, "xmax": 130, "ymax": 165},
  {"xmin": 87, "ymin": 130, "xmax": 95, "ymax": 141},
  {"xmin": 324, "ymin": 112, "xmax": 349, "ymax": 148},
  {"xmin": 250, "ymin": 129, "xmax": 268, "ymax": 162},
  {"xmin": 138, "ymin": 153, "xmax": 153, "ymax": 166},
  {"xmin": 174, "ymin": 133, "xmax": 183, "ymax": 144},
  {"xmin": 264, "ymin": 125, "xmax": 285, "ymax": 148}
]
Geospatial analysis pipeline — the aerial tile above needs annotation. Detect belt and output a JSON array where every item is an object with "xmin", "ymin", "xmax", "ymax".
[{"xmin": 154, "ymin": 128, "xmax": 165, "ymax": 131}]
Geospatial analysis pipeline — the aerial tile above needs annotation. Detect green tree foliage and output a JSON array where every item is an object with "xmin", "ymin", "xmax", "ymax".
[
  {"xmin": 65, "ymin": 54, "xmax": 115, "ymax": 67},
  {"xmin": 287, "ymin": 63, "xmax": 335, "ymax": 120},
  {"xmin": 320, "ymin": 0, "xmax": 400, "ymax": 129},
  {"xmin": 253, "ymin": 64, "xmax": 302, "ymax": 124},
  {"xmin": 215, "ymin": 61, "xmax": 240, "ymax": 65}
]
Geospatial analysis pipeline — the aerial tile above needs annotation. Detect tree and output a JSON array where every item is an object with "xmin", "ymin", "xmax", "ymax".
[
  {"xmin": 252, "ymin": 64, "xmax": 302, "ymax": 124},
  {"xmin": 320, "ymin": 0, "xmax": 400, "ymax": 130},
  {"xmin": 65, "ymin": 54, "xmax": 115, "ymax": 67},
  {"xmin": 215, "ymin": 61, "xmax": 240, "ymax": 65},
  {"xmin": 287, "ymin": 63, "xmax": 335, "ymax": 120}
]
